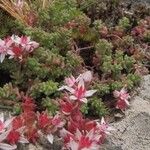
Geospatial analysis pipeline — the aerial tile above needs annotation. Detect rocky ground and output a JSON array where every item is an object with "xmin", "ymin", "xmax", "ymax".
[{"xmin": 102, "ymin": 75, "xmax": 150, "ymax": 150}]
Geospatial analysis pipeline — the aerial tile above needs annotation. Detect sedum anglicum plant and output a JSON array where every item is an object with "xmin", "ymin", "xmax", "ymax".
[{"xmin": 0, "ymin": 71, "xmax": 114, "ymax": 150}]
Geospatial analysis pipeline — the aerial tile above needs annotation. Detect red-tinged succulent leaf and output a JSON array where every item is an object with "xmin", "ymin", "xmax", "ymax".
[{"xmin": 6, "ymin": 130, "xmax": 20, "ymax": 145}]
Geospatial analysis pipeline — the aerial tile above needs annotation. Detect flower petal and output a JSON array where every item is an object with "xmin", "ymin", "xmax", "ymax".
[
  {"xmin": 78, "ymin": 79, "xmax": 85, "ymax": 89},
  {"xmin": 19, "ymin": 136, "xmax": 29, "ymax": 144},
  {"xmin": 58, "ymin": 86, "xmax": 75, "ymax": 94},
  {"xmin": 75, "ymin": 129, "xmax": 82, "ymax": 140},
  {"xmin": 82, "ymin": 71, "xmax": 92, "ymax": 82},
  {"xmin": 0, "ymin": 54, "xmax": 6, "ymax": 63},
  {"xmin": 70, "ymin": 95, "xmax": 77, "ymax": 100},
  {"xmin": 107, "ymin": 126, "xmax": 116, "ymax": 131},
  {"xmin": 7, "ymin": 50, "xmax": 14, "ymax": 55},
  {"xmin": 113, "ymin": 90, "xmax": 120, "ymax": 98},
  {"xmin": 80, "ymin": 98, "xmax": 87, "ymax": 103},
  {"xmin": 76, "ymin": 71, "xmax": 92, "ymax": 83},
  {"xmin": 124, "ymin": 99, "xmax": 130, "ymax": 106},
  {"xmin": 0, "ymin": 130, "xmax": 11, "ymax": 142},
  {"xmin": 85, "ymin": 90, "xmax": 97, "ymax": 97},
  {"xmin": 0, "ymin": 113, "xmax": 4, "ymax": 123},
  {"xmin": 68, "ymin": 140, "xmax": 78, "ymax": 150},
  {"xmin": 4, "ymin": 117, "xmax": 14, "ymax": 128},
  {"xmin": 100, "ymin": 117, "xmax": 106, "ymax": 125},
  {"xmin": 0, "ymin": 143, "xmax": 17, "ymax": 150},
  {"xmin": 120, "ymin": 88, "xmax": 127, "ymax": 94},
  {"xmin": 47, "ymin": 134, "xmax": 54, "ymax": 144}
]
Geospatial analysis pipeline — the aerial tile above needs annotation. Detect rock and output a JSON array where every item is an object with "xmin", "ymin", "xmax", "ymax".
[
  {"xmin": 137, "ymin": 75, "xmax": 150, "ymax": 101},
  {"xmin": 102, "ymin": 75, "xmax": 150, "ymax": 150}
]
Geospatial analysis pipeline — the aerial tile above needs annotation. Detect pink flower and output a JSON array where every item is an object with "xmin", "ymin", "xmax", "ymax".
[
  {"xmin": 59, "ymin": 80, "xmax": 96, "ymax": 103},
  {"xmin": 0, "ymin": 143, "xmax": 17, "ymax": 150},
  {"xmin": 60, "ymin": 128, "xmax": 74, "ymax": 145},
  {"xmin": 52, "ymin": 114, "xmax": 64, "ymax": 129},
  {"xmin": 8, "ymin": 35, "xmax": 39, "ymax": 60},
  {"xmin": 67, "ymin": 117, "xmax": 96, "ymax": 135},
  {"xmin": 61, "ymin": 129, "xmax": 101, "ymax": 150},
  {"xmin": 69, "ymin": 80, "xmax": 97, "ymax": 103},
  {"xmin": 76, "ymin": 71, "xmax": 93, "ymax": 83},
  {"xmin": 19, "ymin": 36, "xmax": 39, "ymax": 52},
  {"xmin": 65, "ymin": 75, "xmax": 76, "ymax": 87},
  {"xmin": 0, "ymin": 38, "xmax": 13, "ymax": 63},
  {"xmin": 113, "ymin": 88, "xmax": 130, "ymax": 110},
  {"xmin": 97, "ymin": 117, "xmax": 114, "ymax": 135},
  {"xmin": 0, "ymin": 35, "xmax": 39, "ymax": 62},
  {"xmin": 6, "ymin": 130, "xmax": 20, "ymax": 144},
  {"xmin": 0, "ymin": 114, "xmax": 5, "ymax": 133},
  {"xmin": 11, "ymin": 35, "xmax": 20, "ymax": 44},
  {"xmin": 113, "ymin": 88, "xmax": 130, "ymax": 100},
  {"xmin": 0, "ymin": 113, "xmax": 14, "ymax": 133},
  {"xmin": 58, "ymin": 71, "xmax": 93, "ymax": 91},
  {"xmin": 116, "ymin": 99, "xmax": 129, "ymax": 110},
  {"xmin": 96, "ymin": 117, "xmax": 115, "ymax": 144},
  {"xmin": 38, "ymin": 112, "xmax": 51, "ymax": 130},
  {"xmin": 46, "ymin": 134, "xmax": 54, "ymax": 144},
  {"xmin": 60, "ymin": 117, "xmax": 113, "ymax": 150},
  {"xmin": 7, "ymin": 46, "xmax": 23, "ymax": 60},
  {"xmin": 12, "ymin": 116, "xmax": 24, "ymax": 130},
  {"xmin": 60, "ymin": 99, "xmax": 75, "ymax": 115}
]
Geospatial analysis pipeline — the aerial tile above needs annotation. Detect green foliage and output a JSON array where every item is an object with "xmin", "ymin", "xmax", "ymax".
[
  {"xmin": 125, "ymin": 74, "xmax": 141, "ymax": 89},
  {"xmin": 93, "ymin": 20, "xmax": 104, "ymax": 30},
  {"xmin": 96, "ymin": 39, "xmax": 113, "ymax": 57},
  {"xmin": 13, "ymin": 104, "xmax": 22, "ymax": 115},
  {"xmin": 101, "ymin": 55, "xmax": 112, "ymax": 74},
  {"xmin": 29, "ymin": 80, "xmax": 58, "ymax": 98},
  {"xmin": 0, "ymin": 9, "xmax": 16, "ymax": 38},
  {"xmin": 90, "ymin": 97, "xmax": 109, "ymax": 117},
  {"xmin": 118, "ymin": 17, "xmax": 131, "ymax": 30},
  {"xmin": 110, "ymin": 81, "xmax": 123, "ymax": 91},
  {"xmin": 123, "ymin": 55, "xmax": 136, "ymax": 73},
  {"xmin": 48, "ymin": 0, "xmax": 80, "ymax": 26},
  {"xmin": 81, "ymin": 97, "xmax": 109, "ymax": 117},
  {"xmin": 24, "ymin": 27, "xmax": 72, "ymax": 49},
  {"xmin": 42, "ymin": 97, "xmax": 58, "ymax": 115},
  {"xmin": 81, "ymin": 103, "xmax": 89, "ymax": 115},
  {"xmin": 121, "ymin": 35, "xmax": 134, "ymax": 47},
  {"xmin": 0, "ymin": 83, "xmax": 18, "ymax": 100},
  {"xmin": 65, "ymin": 51, "xmax": 83, "ymax": 72},
  {"xmin": 93, "ymin": 83, "xmax": 110, "ymax": 97},
  {"xmin": 144, "ymin": 30, "xmax": 150, "ymax": 42},
  {"xmin": 25, "ymin": 57, "xmax": 49, "ymax": 79}
]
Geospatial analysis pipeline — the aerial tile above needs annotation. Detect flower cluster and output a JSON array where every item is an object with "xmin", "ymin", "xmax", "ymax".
[
  {"xmin": 0, "ymin": 71, "xmax": 113, "ymax": 150},
  {"xmin": 0, "ymin": 97, "xmax": 64, "ymax": 150},
  {"xmin": 0, "ymin": 35, "xmax": 39, "ymax": 63},
  {"xmin": 59, "ymin": 71, "xmax": 97, "ymax": 103},
  {"xmin": 60, "ymin": 117, "xmax": 114, "ymax": 150},
  {"xmin": 58, "ymin": 71, "xmax": 114, "ymax": 150},
  {"xmin": 113, "ymin": 88, "xmax": 130, "ymax": 110}
]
